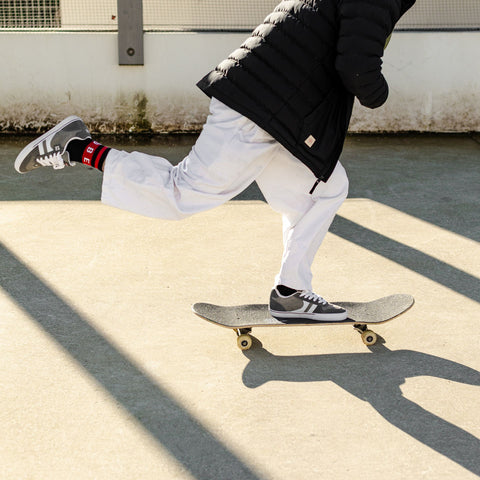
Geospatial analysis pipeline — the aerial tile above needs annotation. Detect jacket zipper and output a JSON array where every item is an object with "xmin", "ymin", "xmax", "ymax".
[{"xmin": 309, "ymin": 177, "xmax": 324, "ymax": 194}]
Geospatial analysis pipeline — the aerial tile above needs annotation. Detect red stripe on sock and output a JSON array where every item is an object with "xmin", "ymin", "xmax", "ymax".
[
  {"xmin": 94, "ymin": 146, "xmax": 108, "ymax": 170},
  {"xmin": 82, "ymin": 141, "xmax": 100, "ymax": 166}
]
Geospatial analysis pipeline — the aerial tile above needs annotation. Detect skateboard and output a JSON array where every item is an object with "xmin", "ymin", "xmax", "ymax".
[{"xmin": 192, "ymin": 294, "xmax": 414, "ymax": 350}]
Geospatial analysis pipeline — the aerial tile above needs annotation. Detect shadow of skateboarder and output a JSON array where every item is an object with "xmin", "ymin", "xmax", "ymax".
[{"xmin": 242, "ymin": 339, "xmax": 480, "ymax": 475}]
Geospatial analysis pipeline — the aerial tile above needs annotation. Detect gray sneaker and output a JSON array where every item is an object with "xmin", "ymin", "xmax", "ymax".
[
  {"xmin": 269, "ymin": 288, "xmax": 347, "ymax": 321},
  {"xmin": 15, "ymin": 116, "xmax": 91, "ymax": 173}
]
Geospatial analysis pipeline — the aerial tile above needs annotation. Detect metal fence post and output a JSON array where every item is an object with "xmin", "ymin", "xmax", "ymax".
[{"xmin": 117, "ymin": 0, "xmax": 144, "ymax": 65}]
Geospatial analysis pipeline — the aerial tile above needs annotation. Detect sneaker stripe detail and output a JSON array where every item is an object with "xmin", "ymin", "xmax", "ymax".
[
  {"xmin": 305, "ymin": 303, "xmax": 316, "ymax": 313},
  {"xmin": 38, "ymin": 141, "xmax": 45, "ymax": 156},
  {"xmin": 45, "ymin": 136, "xmax": 53, "ymax": 153}
]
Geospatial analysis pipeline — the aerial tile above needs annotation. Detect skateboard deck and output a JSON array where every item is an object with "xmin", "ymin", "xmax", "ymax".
[{"xmin": 193, "ymin": 294, "xmax": 414, "ymax": 349}]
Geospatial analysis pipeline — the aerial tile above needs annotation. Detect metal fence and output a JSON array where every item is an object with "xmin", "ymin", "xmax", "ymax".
[
  {"xmin": 0, "ymin": 0, "xmax": 61, "ymax": 28},
  {"xmin": 398, "ymin": 0, "xmax": 480, "ymax": 31},
  {"xmin": 1, "ymin": 0, "xmax": 480, "ymax": 31}
]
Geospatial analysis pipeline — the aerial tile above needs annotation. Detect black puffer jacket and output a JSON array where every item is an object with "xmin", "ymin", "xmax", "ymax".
[{"xmin": 197, "ymin": 0, "xmax": 416, "ymax": 184}]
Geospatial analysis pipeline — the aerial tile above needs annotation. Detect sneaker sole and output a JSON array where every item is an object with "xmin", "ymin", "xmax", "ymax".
[
  {"xmin": 14, "ymin": 115, "xmax": 84, "ymax": 174},
  {"xmin": 270, "ymin": 310, "xmax": 348, "ymax": 321}
]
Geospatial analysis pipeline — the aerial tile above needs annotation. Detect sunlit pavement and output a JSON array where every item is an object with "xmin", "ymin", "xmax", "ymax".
[{"xmin": 1, "ymin": 134, "xmax": 479, "ymax": 479}]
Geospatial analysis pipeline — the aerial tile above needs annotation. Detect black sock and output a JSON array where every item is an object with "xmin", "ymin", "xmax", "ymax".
[
  {"xmin": 276, "ymin": 285, "xmax": 297, "ymax": 296},
  {"xmin": 66, "ymin": 139, "xmax": 91, "ymax": 163},
  {"xmin": 67, "ymin": 139, "xmax": 111, "ymax": 171}
]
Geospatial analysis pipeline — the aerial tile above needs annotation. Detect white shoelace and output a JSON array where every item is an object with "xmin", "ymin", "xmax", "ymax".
[
  {"xmin": 36, "ymin": 152, "xmax": 66, "ymax": 170},
  {"xmin": 299, "ymin": 290, "xmax": 327, "ymax": 305}
]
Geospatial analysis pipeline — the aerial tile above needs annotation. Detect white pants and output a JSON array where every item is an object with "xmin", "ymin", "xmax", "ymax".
[{"xmin": 102, "ymin": 98, "xmax": 348, "ymax": 291}]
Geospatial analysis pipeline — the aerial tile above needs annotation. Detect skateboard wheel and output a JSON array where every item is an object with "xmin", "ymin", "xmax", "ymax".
[
  {"xmin": 361, "ymin": 330, "xmax": 377, "ymax": 346},
  {"xmin": 237, "ymin": 334, "xmax": 253, "ymax": 350}
]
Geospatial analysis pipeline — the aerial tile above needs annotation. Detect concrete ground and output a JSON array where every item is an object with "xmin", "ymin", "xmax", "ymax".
[{"xmin": 1, "ymin": 134, "xmax": 479, "ymax": 479}]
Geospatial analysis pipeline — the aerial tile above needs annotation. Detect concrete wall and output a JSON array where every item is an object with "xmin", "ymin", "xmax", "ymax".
[
  {"xmin": 352, "ymin": 32, "xmax": 480, "ymax": 132},
  {"xmin": 0, "ymin": 31, "xmax": 479, "ymax": 133}
]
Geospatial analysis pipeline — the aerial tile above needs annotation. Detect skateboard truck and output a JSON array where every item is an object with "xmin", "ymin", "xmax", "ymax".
[{"xmin": 235, "ymin": 325, "xmax": 377, "ymax": 351}]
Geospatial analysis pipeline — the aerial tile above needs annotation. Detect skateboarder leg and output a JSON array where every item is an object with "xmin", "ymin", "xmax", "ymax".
[
  {"xmin": 14, "ymin": 99, "xmax": 348, "ymax": 320},
  {"xmin": 254, "ymin": 148, "xmax": 349, "ymax": 319}
]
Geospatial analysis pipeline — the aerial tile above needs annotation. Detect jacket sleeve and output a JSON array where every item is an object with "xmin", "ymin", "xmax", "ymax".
[{"xmin": 335, "ymin": 0, "xmax": 401, "ymax": 109}]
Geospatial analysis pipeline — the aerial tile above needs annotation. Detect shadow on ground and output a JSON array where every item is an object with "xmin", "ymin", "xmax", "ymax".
[
  {"xmin": 242, "ymin": 338, "xmax": 480, "ymax": 476},
  {"xmin": 0, "ymin": 241, "xmax": 263, "ymax": 480}
]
